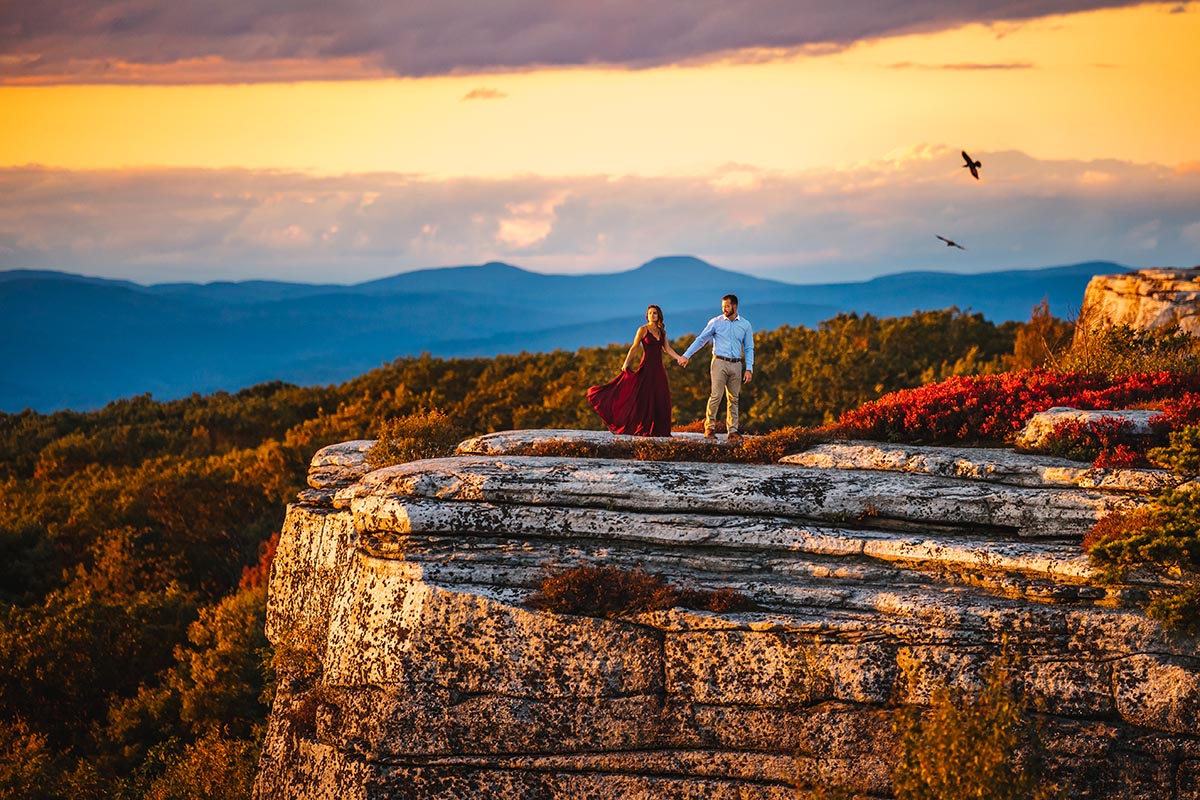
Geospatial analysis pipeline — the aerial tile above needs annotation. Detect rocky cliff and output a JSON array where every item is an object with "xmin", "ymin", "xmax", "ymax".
[
  {"xmin": 1078, "ymin": 266, "xmax": 1200, "ymax": 338},
  {"xmin": 253, "ymin": 431, "xmax": 1200, "ymax": 799}
]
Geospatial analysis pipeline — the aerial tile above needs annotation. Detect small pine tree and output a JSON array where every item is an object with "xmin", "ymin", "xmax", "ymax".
[
  {"xmin": 1149, "ymin": 424, "xmax": 1200, "ymax": 473},
  {"xmin": 1083, "ymin": 488, "xmax": 1200, "ymax": 636}
]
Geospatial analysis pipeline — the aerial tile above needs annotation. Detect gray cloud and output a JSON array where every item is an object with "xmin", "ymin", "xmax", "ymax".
[
  {"xmin": 0, "ymin": 0, "xmax": 1157, "ymax": 84},
  {"xmin": 2, "ymin": 150, "xmax": 1198, "ymax": 284}
]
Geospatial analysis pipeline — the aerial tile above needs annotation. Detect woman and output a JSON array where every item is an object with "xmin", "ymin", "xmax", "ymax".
[{"xmin": 587, "ymin": 304, "xmax": 683, "ymax": 437}]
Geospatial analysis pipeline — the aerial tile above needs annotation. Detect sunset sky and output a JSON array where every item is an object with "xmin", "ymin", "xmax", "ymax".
[{"xmin": 1, "ymin": 0, "xmax": 1198, "ymax": 284}]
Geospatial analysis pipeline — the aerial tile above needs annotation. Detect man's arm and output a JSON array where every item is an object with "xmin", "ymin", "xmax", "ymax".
[
  {"xmin": 742, "ymin": 322, "xmax": 755, "ymax": 383},
  {"xmin": 681, "ymin": 318, "xmax": 718, "ymax": 361}
]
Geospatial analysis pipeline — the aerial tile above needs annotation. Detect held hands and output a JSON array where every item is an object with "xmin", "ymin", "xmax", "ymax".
[{"xmin": 677, "ymin": 356, "xmax": 689, "ymax": 367}]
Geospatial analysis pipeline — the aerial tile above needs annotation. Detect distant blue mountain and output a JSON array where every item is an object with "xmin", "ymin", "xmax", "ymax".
[{"xmin": 0, "ymin": 257, "xmax": 1128, "ymax": 412}]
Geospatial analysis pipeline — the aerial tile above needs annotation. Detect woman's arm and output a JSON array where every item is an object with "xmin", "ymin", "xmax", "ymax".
[
  {"xmin": 622, "ymin": 326, "xmax": 646, "ymax": 370},
  {"xmin": 662, "ymin": 337, "xmax": 682, "ymax": 360}
]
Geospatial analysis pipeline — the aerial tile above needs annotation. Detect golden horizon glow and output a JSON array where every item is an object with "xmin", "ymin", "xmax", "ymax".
[{"xmin": 2, "ymin": 3, "xmax": 1197, "ymax": 177}]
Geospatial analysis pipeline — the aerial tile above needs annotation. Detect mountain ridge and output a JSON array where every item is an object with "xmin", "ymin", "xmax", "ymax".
[{"xmin": 0, "ymin": 257, "xmax": 1130, "ymax": 412}]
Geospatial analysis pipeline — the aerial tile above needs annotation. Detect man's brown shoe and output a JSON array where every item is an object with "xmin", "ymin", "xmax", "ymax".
[
  {"xmin": 727, "ymin": 431, "xmax": 742, "ymax": 441},
  {"xmin": 704, "ymin": 429, "xmax": 716, "ymax": 439}
]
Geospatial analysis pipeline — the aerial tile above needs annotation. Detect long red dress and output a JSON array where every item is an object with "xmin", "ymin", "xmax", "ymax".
[{"xmin": 587, "ymin": 332, "xmax": 672, "ymax": 437}]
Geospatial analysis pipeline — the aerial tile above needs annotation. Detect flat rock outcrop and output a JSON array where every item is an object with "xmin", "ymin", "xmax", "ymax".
[
  {"xmin": 1013, "ymin": 407, "xmax": 1167, "ymax": 451},
  {"xmin": 784, "ymin": 438, "xmax": 1185, "ymax": 493},
  {"xmin": 458, "ymin": 428, "xmax": 719, "ymax": 454},
  {"xmin": 1078, "ymin": 266, "xmax": 1200, "ymax": 338},
  {"xmin": 255, "ymin": 432, "xmax": 1200, "ymax": 800}
]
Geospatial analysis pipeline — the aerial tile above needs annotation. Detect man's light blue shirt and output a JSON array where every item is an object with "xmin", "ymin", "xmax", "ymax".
[{"xmin": 682, "ymin": 314, "xmax": 754, "ymax": 371}]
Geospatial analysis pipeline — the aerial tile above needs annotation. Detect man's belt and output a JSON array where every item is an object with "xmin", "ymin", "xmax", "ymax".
[{"xmin": 714, "ymin": 355, "xmax": 742, "ymax": 363}]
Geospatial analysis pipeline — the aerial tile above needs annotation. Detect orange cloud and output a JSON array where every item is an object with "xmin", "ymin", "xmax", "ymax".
[
  {"xmin": 887, "ymin": 61, "xmax": 1034, "ymax": 70},
  {"xmin": 462, "ymin": 88, "xmax": 508, "ymax": 101}
]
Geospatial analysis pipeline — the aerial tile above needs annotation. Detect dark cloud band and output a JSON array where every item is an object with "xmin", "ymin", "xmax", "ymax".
[{"xmin": 0, "ymin": 0, "xmax": 1153, "ymax": 83}]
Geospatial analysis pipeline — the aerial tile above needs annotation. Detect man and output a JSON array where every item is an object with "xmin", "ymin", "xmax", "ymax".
[{"xmin": 678, "ymin": 294, "xmax": 754, "ymax": 440}]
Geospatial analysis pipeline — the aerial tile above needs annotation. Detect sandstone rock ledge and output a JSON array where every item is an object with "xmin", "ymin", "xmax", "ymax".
[
  {"xmin": 1079, "ymin": 266, "xmax": 1200, "ymax": 337},
  {"xmin": 254, "ymin": 433, "xmax": 1200, "ymax": 800}
]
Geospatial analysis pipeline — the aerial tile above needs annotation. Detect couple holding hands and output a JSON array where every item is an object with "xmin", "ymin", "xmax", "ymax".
[{"xmin": 587, "ymin": 294, "xmax": 754, "ymax": 440}]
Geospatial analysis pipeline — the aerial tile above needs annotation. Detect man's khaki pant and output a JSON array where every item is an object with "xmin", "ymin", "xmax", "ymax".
[{"xmin": 706, "ymin": 358, "xmax": 742, "ymax": 433}]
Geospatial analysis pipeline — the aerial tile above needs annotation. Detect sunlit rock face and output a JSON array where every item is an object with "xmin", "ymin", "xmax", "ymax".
[
  {"xmin": 254, "ymin": 433, "xmax": 1200, "ymax": 800},
  {"xmin": 1078, "ymin": 266, "xmax": 1200, "ymax": 339}
]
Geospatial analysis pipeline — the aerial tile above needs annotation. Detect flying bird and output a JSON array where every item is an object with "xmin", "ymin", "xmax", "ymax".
[
  {"xmin": 961, "ymin": 150, "xmax": 981, "ymax": 180},
  {"xmin": 937, "ymin": 235, "xmax": 966, "ymax": 250}
]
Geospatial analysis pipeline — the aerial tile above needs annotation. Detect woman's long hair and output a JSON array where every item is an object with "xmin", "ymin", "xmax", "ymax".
[{"xmin": 647, "ymin": 304, "xmax": 666, "ymax": 338}]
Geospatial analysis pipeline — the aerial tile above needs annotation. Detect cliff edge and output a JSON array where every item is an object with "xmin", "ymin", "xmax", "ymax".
[
  {"xmin": 1078, "ymin": 266, "xmax": 1200, "ymax": 339},
  {"xmin": 253, "ymin": 431, "xmax": 1200, "ymax": 799}
]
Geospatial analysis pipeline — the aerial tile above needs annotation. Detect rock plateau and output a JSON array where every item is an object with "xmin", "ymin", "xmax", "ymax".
[{"xmin": 254, "ymin": 431, "xmax": 1200, "ymax": 799}]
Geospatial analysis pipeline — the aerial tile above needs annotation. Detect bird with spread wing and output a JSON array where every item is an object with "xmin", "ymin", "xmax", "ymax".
[{"xmin": 961, "ymin": 150, "xmax": 982, "ymax": 180}]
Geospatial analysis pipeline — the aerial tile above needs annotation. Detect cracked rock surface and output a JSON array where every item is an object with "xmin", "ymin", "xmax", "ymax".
[{"xmin": 255, "ymin": 433, "xmax": 1200, "ymax": 800}]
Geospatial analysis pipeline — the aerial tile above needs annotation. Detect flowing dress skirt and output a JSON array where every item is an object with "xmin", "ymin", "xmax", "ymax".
[{"xmin": 587, "ymin": 334, "xmax": 672, "ymax": 437}]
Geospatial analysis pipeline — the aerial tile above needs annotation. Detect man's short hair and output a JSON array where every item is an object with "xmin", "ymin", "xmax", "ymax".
[{"xmin": 722, "ymin": 294, "xmax": 739, "ymax": 306}]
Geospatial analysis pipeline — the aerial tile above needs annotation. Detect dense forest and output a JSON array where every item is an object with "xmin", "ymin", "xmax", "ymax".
[{"xmin": 0, "ymin": 306, "xmax": 1068, "ymax": 798}]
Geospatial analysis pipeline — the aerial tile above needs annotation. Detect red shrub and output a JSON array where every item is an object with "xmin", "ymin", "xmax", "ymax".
[
  {"xmin": 1153, "ymin": 392, "xmax": 1200, "ymax": 428},
  {"xmin": 526, "ymin": 564, "xmax": 759, "ymax": 617},
  {"xmin": 1036, "ymin": 417, "xmax": 1155, "ymax": 467},
  {"xmin": 838, "ymin": 370, "xmax": 1200, "ymax": 445},
  {"xmin": 1093, "ymin": 444, "xmax": 1149, "ymax": 469},
  {"xmin": 1082, "ymin": 508, "xmax": 1157, "ymax": 553},
  {"xmin": 674, "ymin": 586, "xmax": 760, "ymax": 613},
  {"xmin": 239, "ymin": 532, "xmax": 280, "ymax": 590}
]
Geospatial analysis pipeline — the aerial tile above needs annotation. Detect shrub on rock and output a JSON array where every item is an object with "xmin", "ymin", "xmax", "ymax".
[
  {"xmin": 366, "ymin": 409, "xmax": 465, "ymax": 468},
  {"xmin": 526, "ymin": 565, "xmax": 758, "ymax": 618}
]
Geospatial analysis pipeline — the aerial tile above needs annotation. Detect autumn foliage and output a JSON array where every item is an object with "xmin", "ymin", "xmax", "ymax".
[
  {"xmin": 4, "ymin": 303, "xmax": 1198, "ymax": 798},
  {"xmin": 837, "ymin": 369, "xmax": 1200, "ymax": 446},
  {"xmin": 892, "ymin": 656, "xmax": 1059, "ymax": 800}
]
